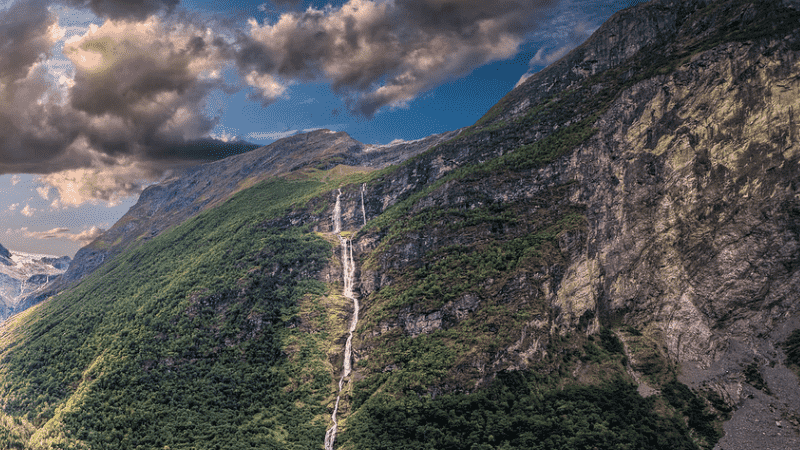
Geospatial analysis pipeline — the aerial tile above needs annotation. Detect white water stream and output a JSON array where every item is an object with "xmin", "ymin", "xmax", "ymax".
[
  {"xmin": 325, "ymin": 189, "xmax": 361, "ymax": 450},
  {"xmin": 360, "ymin": 183, "xmax": 367, "ymax": 227}
]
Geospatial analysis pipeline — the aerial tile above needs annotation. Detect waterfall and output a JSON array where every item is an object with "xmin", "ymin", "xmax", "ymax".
[
  {"xmin": 333, "ymin": 189, "xmax": 342, "ymax": 234},
  {"xmin": 325, "ymin": 190, "xmax": 361, "ymax": 450},
  {"xmin": 360, "ymin": 183, "xmax": 367, "ymax": 227}
]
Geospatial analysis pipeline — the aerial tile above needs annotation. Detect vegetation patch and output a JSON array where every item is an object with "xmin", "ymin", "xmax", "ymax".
[
  {"xmin": 661, "ymin": 381, "xmax": 724, "ymax": 449},
  {"xmin": 743, "ymin": 362, "xmax": 770, "ymax": 394},
  {"xmin": 783, "ymin": 329, "xmax": 800, "ymax": 375},
  {"xmin": 342, "ymin": 373, "xmax": 701, "ymax": 450}
]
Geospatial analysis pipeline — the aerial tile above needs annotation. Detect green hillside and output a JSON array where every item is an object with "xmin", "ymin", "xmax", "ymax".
[{"xmin": 0, "ymin": 169, "xmax": 373, "ymax": 449}]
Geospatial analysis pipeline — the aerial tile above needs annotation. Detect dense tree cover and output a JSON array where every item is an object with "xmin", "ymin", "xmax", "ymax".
[
  {"xmin": 661, "ymin": 381, "xmax": 723, "ymax": 447},
  {"xmin": 341, "ymin": 374, "xmax": 700, "ymax": 450},
  {"xmin": 0, "ymin": 172, "xmax": 376, "ymax": 449}
]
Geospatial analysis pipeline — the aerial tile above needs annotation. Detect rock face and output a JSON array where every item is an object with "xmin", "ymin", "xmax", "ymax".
[
  {"xmin": 341, "ymin": 1, "xmax": 800, "ymax": 448},
  {"xmin": 0, "ymin": 244, "xmax": 11, "ymax": 265}
]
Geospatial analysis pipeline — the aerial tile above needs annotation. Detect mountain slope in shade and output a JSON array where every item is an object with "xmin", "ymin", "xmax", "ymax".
[{"xmin": 0, "ymin": 1, "xmax": 799, "ymax": 449}]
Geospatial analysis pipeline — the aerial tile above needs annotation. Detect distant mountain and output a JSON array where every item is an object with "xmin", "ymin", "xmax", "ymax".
[
  {"xmin": 1, "ymin": 1, "xmax": 800, "ymax": 449},
  {"xmin": 0, "ymin": 247, "xmax": 70, "ymax": 320}
]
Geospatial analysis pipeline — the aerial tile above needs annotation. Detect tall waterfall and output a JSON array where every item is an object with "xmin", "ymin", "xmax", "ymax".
[
  {"xmin": 360, "ymin": 183, "xmax": 367, "ymax": 227},
  {"xmin": 325, "ymin": 189, "xmax": 361, "ymax": 450}
]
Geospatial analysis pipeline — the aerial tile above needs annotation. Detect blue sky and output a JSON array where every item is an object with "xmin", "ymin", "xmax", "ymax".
[{"xmin": 0, "ymin": 0, "xmax": 644, "ymax": 256}]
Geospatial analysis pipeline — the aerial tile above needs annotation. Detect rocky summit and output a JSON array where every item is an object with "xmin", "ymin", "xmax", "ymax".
[{"xmin": 1, "ymin": 0, "xmax": 799, "ymax": 449}]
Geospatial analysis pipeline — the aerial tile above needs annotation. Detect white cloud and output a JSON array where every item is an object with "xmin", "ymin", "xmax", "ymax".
[
  {"xmin": 36, "ymin": 186, "xmax": 50, "ymax": 200},
  {"xmin": 245, "ymin": 71, "xmax": 290, "ymax": 106},
  {"xmin": 10, "ymin": 175, "xmax": 21, "ymax": 186},
  {"xmin": 245, "ymin": 127, "xmax": 326, "ymax": 142},
  {"xmin": 8, "ymin": 203, "xmax": 18, "ymax": 212},
  {"xmin": 11, "ymin": 225, "xmax": 105, "ymax": 245},
  {"xmin": 21, "ymin": 204, "xmax": 34, "ymax": 217},
  {"xmin": 515, "ymin": 72, "xmax": 533, "ymax": 88}
]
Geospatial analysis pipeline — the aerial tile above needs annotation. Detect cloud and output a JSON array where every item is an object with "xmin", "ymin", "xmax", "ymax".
[
  {"xmin": 35, "ymin": 148, "xmax": 162, "ymax": 206},
  {"xmin": 245, "ymin": 127, "xmax": 332, "ymax": 142},
  {"xmin": 0, "ymin": 0, "xmax": 565, "ymax": 204},
  {"xmin": 0, "ymin": 7, "xmax": 238, "ymax": 196},
  {"xmin": 21, "ymin": 204, "xmax": 34, "ymax": 216},
  {"xmin": 238, "ymin": 0, "xmax": 558, "ymax": 117},
  {"xmin": 60, "ymin": 0, "xmax": 180, "ymax": 20},
  {"xmin": 0, "ymin": 0, "xmax": 58, "ymax": 83},
  {"xmin": 63, "ymin": 16, "xmax": 232, "ymax": 158},
  {"xmin": 36, "ymin": 186, "xmax": 51, "ymax": 200},
  {"xmin": 517, "ymin": 21, "xmax": 596, "ymax": 87},
  {"xmin": 10, "ymin": 175, "xmax": 21, "ymax": 185},
  {"xmin": 8, "ymin": 203, "xmax": 18, "ymax": 211},
  {"xmin": 244, "ymin": 71, "xmax": 290, "ymax": 106},
  {"xmin": 14, "ymin": 225, "xmax": 105, "ymax": 244}
]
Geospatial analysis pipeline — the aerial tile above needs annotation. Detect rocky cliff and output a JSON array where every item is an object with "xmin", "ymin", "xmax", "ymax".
[{"xmin": 341, "ymin": 1, "xmax": 800, "ymax": 448}]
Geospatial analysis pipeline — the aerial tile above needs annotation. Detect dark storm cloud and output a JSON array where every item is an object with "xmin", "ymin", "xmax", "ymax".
[
  {"xmin": 0, "ymin": 0, "xmax": 56, "ymax": 82},
  {"xmin": 238, "ymin": 0, "xmax": 559, "ymax": 117},
  {"xmin": 61, "ymin": 0, "xmax": 180, "ymax": 20}
]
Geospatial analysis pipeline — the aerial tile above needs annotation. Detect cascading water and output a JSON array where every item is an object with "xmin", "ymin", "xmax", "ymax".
[
  {"xmin": 360, "ymin": 183, "xmax": 367, "ymax": 227},
  {"xmin": 325, "ymin": 189, "xmax": 361, "ymax": 450}
]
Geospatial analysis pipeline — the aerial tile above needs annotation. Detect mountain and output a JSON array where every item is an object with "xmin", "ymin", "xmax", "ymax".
[
  {"xmin": 2, "ymin": 0, "xmax": 800, "ymax": 449},
  {"xmin": 20, "ymin": 128, "xmax": 459, "ymax": 310},
  {"xmin": 0, "ymin": 246, "xmax": 70, "ymax": 321}
]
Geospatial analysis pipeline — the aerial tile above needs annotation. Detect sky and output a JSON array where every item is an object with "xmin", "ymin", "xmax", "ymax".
[{"xmin": 0, "ymin": 0, "xmax": 645, "ymax": 257}]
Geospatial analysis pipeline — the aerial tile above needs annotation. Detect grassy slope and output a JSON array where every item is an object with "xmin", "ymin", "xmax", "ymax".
[{"xmin": 0, "ymin": 169, "xmax": 373, "ymax": 450}]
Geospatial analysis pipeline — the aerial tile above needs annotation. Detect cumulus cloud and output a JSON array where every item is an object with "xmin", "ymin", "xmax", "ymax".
[
  {"xmin": 10, "ymin": 175, "xmax": 21, "ymax": 185},
  {"xmin": 0, "ymin": 0, "xmax": 564, "ymax": 205},
  {"xmin": 238, "ymin": 0, "xmax": 557, "ymax": 116},
  {"xmin": 21, "ymin": 204, "xmax": 34, "ymax": 217},
  {"xmin": 14, "ymin": 225, "xmax": 105, "ymax": 244},
  {"xmin": 63, "ymin": 16, "xmax": 233, "ymax": 158},
  {"xmin": 0, "ymin": 5, "xmax": 237, "ymax": 198},
  {"xmin": 0, "ymin": 0, "xmax": 58, "ymax": 83}
]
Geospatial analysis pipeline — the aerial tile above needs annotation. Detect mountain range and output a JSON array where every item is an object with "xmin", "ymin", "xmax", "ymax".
[
  {"xmin": 0, "ymin": 243, "xmax": 69, "ymax": 321},
  {"xmin": 1, "ymin": 0, "xmax": 800, "ymax": 449}
]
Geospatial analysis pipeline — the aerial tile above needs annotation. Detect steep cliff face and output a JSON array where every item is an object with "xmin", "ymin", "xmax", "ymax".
[
  {"xmin": 1, "ymin": 0, "xmax": 799, "ymax": 449},
  {"xmin": 340, "ymin": 1, "xmax": 800, "ymax": 448}
]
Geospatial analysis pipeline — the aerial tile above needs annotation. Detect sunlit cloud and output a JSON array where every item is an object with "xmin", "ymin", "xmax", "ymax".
[{"xmin": 11, "ymin": 225, "xmax": 105, "ymax": 244}]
